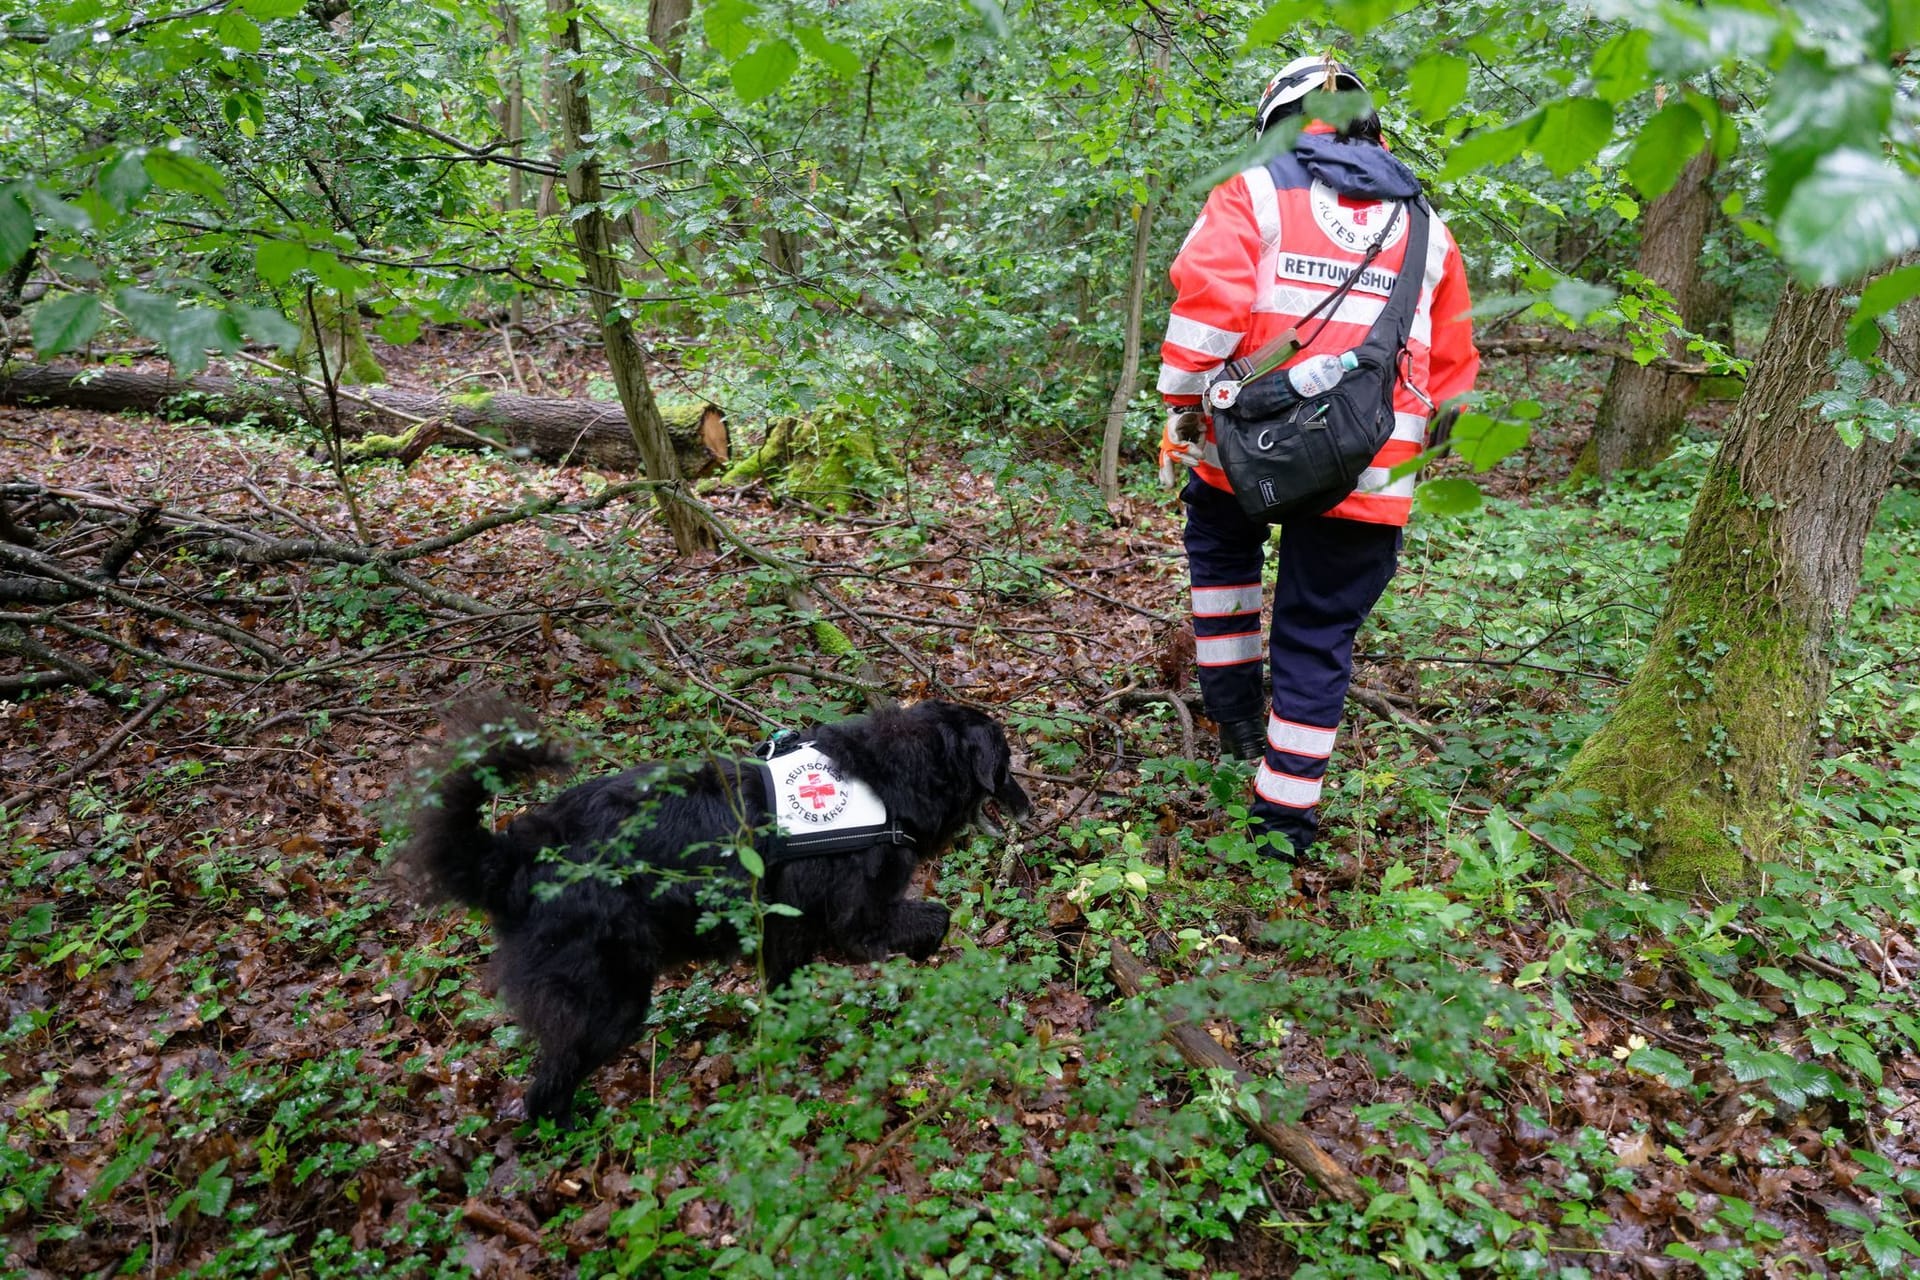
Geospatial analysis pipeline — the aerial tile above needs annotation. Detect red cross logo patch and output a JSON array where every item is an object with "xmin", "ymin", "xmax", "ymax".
[
  {"xmin": 780, "ymin": 755, "xmax": 852, "ymax": 826},
  {"xmin": 797, "ymin": 772, "xmax": 837, "ymax": 809}
]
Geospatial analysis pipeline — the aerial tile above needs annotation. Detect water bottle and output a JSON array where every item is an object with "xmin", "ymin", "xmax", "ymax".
[{"xmin": 1286, "ymin": 351, "xmax": 1360, "ymax": 398}]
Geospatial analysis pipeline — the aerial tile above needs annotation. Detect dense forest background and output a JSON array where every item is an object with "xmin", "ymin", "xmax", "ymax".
[{"xmin": 3, "ymin": 0, "xmax": 1920, "ymax": 1275}]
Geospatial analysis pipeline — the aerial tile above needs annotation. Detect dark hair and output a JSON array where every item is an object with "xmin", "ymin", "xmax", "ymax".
[{"xmin": 1261, "ymin": 97, "xmax": 1383, "ymax": 143}]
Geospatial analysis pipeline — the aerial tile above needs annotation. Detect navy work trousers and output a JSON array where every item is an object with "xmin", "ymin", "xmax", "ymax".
[{"xmin": 1181, "ymin": 475, "xmax": 1401, "ymax": 853}]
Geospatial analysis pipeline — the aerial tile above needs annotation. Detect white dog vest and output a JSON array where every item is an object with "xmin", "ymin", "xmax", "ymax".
[{"xmin": 749, "ymin": 737, "xmax": 912, "ymax": 861}]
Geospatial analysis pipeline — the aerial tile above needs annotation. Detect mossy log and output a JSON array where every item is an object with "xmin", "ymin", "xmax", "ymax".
[
  {"xmin": 0, "ymin": 365, "xmax": 728, "ymax": 477},
  {"xmin": 702, "ymin": 410, "xmax": 899, "ymax": 512}
]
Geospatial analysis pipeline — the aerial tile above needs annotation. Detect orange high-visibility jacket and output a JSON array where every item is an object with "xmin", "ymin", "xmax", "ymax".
[{"xmin": 1158, "ymin": 130, "xmax": 1479, "ymax": 526}]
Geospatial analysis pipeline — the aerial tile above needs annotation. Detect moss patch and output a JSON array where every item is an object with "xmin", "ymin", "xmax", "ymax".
[
  {"xmin": 1551, "ymin": 466, "xmax": 1819, "ymax": 893},
  {"xmin": 292, "ymin": 290, "xmax": 386, "ymax": 386},
  {"xmin": 703, "ymin": 409, "xmax": 899, "ymax": 512}
]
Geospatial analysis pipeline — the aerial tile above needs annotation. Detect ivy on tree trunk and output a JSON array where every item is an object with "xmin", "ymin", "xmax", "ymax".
[{"xmin": 1555, "ymin": 252, "xmax": 1920, "ymax": 891}]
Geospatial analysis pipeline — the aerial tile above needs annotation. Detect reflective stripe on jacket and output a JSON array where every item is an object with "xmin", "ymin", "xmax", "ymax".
[{"xmin": 1159, "ymin": 132, "xmax": 1479, "ymax": 526}]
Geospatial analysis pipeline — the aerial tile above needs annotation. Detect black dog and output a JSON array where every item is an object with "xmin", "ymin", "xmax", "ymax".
[{"xmin": 401, "ymin": 699, "xmax": 1031, "ymax": 1121}]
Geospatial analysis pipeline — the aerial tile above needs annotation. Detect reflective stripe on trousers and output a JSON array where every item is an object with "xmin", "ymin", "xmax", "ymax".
[{"xmin": 1181, "ymin": 475, "xmax": 1401, "ymax": 849}]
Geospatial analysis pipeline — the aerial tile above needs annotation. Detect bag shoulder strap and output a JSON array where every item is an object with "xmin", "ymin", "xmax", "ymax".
[
  {"xmin": 1353, "ymin": 197, "xmax": 1430, "ymax": 368},
  {"xmin": 1218, "ymin": 194, "xmax": 1425, "ymax": 387}
]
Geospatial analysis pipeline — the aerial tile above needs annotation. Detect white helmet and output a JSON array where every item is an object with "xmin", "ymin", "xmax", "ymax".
[{"xmin": 1256, "ymin": 56, "xmax": 1366, "ymax": 135}]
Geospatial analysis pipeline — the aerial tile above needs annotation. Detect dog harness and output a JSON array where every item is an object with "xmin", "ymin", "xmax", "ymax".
[{"xmin": 747, "ymin": 733, "xmax": 914, "ymax": 863}]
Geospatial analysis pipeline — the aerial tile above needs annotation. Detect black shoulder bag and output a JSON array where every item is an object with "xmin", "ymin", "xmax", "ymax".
[{"xmin": 1208, "ymin": 197, "xmax": 1431, "ymax": 523}]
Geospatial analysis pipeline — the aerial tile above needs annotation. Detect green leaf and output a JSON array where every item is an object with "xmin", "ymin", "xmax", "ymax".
[
  {"xmin": 1414, "ymin": 477, "xmax": 1483, "ymax": 517},
  {"xmin": 239, "ymin": 0, "xmax": 307, "ymax": 16},
  {"xmin": 1855, "ymin": 263, "xmax": 1920, "ymax": 322},
  {"xmin": 31, "ymin": 293, "xmax": 103, "ymax": 355},
  {"xmin": 1764, "ymin": 53, "xmax": 1892, "ymax": 215},
  {"xmin": 212, "ymin": 9, "xmax": 262, "ymax": 53},
  {"xmin": 98, "ymin": 150, "xmax": 152, "ymax": 216},
  {"xmin": 1837, "ymin": 1039, "xmax": 1883, "ymax": 1085},
  {"xmin": 1894, "ymin": 0, "xmax": 1920, "ymax": 52},
  {"xmin": 1626, "ymin": 1045, "xmax": 1694, "ymax": 1088},
  {"xmin": 1776, "ymin": 150, "xmax": 1920, "ymax": 287},
  {"xmin": 1546, "ymin": 278, "xmax": 1617, "ymax": 324},
  {"xmin": 730, "ymin": 39, "xmax": 799, "ymax": 103},
  {"xmin": 1846, "ymin": 263, "xmax": 1920, "ymax": 356},
  {"xmin": 1327, "ymin": 0, "xmax": 1403, "ymax": 35},
  {"xmin": 1450, "ymin": 413, "xmax": 1530, "ymax": 472},
  {"xmin": 1407, "ymin": 53, "xmax": 1468, "ymax": 123},
  {"xmin": 1531, "ymin": 98, "xmax": 1613, "ymax": 178},
  {"xmin": 1688, "ymin": 90, "xmax": 1736, "ymax": 164},
  {"xmin": 793, "ymin": 25, "xmax": 861, "ymax": 78},
  {"xmin": 142, "ymin": 144, "xmax": 227, "ymax": 206},
  {"xmin": 1863, "ymin": 1226, "xmax": 1920, "ymax": 1271},
  {"xmin": 254, "ymin": 240, "xmax": 311, "ymax": 286},
  {"xmin": 1626, "ymin": 100, "xmax": 1705, "ymax": 199},
  {"xmin": 965, "ymin": 0, "xmax": 1009, "ymax": 38},
  {"xmin": 375, "ymin": 310, "xmax": 423, "ymax": 345},
  {"xmin": 703, "ymin": 0, "xmax": 758, "ymax": 59},
  {"xmin": 116, "ymin": 288, "xmax": 241, "ymax": 377},
  {"xmin": 737, "ymin": 844, "xmax": 766, "ymax": 878},
  {"xmin": 1246, "ymin": 0, "xmax": 1322, "ymax": 48},
  {"xmin": 10, "ymin": 902, "xmax": 52, "ymax": 938},
  {"xmin": 1439, "ymin": 117, "xmax": 1535, "ymax": 180},
  {"xmin": 26, "ymin": 186, "xmax": 90, "ymax": 233},
  {"xmin": 1590, "ymin": 29, "xmax": 1651, "ymax": 104},
  {"xmin": 1483, "ymin": 806, "xmax": 1521, "ymax": 859},
  {"xmin": 0, "ymin": 186, "xmax": 35, "ymax": 272},
  {"xmin": 236, "ymin": 306, "xmax": 300, "ymax": 349}
]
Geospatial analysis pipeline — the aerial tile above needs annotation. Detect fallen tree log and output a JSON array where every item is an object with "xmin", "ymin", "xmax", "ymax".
[{"xmin": 0, "ymin": 364, "xmax": 728, "ymax": 477}]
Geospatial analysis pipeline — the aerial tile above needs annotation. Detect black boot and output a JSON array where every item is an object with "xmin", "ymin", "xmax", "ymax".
[{"xmin": 1217, "ymin": 716, "xmax": 1265, "ymax": 762}]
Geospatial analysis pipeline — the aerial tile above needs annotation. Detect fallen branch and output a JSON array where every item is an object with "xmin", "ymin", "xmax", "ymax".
[
  {"xmin": 1347, "ymin": 684, "xmax": 1444, "ymax": 750},
  {"xmin": 1108, "ymin": 941, "xmax": 1367, "ymax": 1209},
  {"xmin": 0, "ymin": 685, "xmax": 174, "ymax": 811},
  {"xmin": 459, "ymin": 1199, "xmax": 542, "ymax": 1248}
]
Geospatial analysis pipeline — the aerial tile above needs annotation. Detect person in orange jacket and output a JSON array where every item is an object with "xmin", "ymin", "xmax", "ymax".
[{"xmin": 1158, "ymin": 55, "xmax": 1479, "ymax": 858}]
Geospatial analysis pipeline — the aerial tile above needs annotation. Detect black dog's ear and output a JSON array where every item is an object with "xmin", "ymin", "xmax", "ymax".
[{"xmin": 961, "ymin": 721, "xmax": 1005, "ymax": 794}]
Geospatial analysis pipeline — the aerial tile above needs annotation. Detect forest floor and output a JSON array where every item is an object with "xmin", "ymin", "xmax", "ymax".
[{"xmin": 3, "ymin": 330, "xmax": 1919, "ymax": 1279}]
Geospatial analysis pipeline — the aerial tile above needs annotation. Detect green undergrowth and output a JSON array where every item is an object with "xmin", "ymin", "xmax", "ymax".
[{"xmin": 7, "ymin": 433, "xmax": 1920, "ymax": 1277}]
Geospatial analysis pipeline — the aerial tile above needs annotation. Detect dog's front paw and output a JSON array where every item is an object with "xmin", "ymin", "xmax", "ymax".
[{"xmin": 892, "ymin": 900, "xmax": 951, "ymax": 961}]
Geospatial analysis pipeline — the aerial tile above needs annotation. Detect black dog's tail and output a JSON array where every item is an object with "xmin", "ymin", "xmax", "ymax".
[{"xmin": 400, "ymin": 698, "xmax": 571, "ymax": 919}]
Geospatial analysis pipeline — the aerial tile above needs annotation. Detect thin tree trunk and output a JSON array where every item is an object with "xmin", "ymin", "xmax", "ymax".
[
  {"xmin": 1098, "ymin": 36, "xmax": 1171, "ymax": 506},
  {"xmin": 1582, "ymin": 150, "xmax": 1718, "ymax": 478},
  {"xmin": 498, "ymin": 0, "xmax": 528, "ymax": 329},
  {"xmin": 628, "ymin": 0, "xmax": 690, "ymax": 270},
  {"xmin": 1554, "ymin": 253, "xmax": 1920, "ymax": 891},
  {"xmin": 545, "ymin": 0, "xmax": 711, "ymax": 554}
]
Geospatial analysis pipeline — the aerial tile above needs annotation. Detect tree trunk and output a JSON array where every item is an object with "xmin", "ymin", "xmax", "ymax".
[
  {"xmin": 1554, "ymin": 254, "xmax": 1920, "ymax": 891},
  {"xmin": 545, "ymin": 0, "xmax": 711, "ymax": 554},
  {"xmin": 1582, "ymin": 150, "xmax": 1718, "ymax": 479},
  {"xmin": 0, "ymin": 365, "xmax": 729, "ymax": 476},
  {"xmin": 1098, "ymin": 36, "xmax": 1171, "ymax": 507},
  {"xmin": 628, "ymin": 0, "xmax": 690, "ymax": 270},
  {"xmin": 294, "ymin": 289, "xmax": 385, "ymax": 386},
  {"xmin": 497, "ymin": 0, "xmax": 529, "ymax": 329}
]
